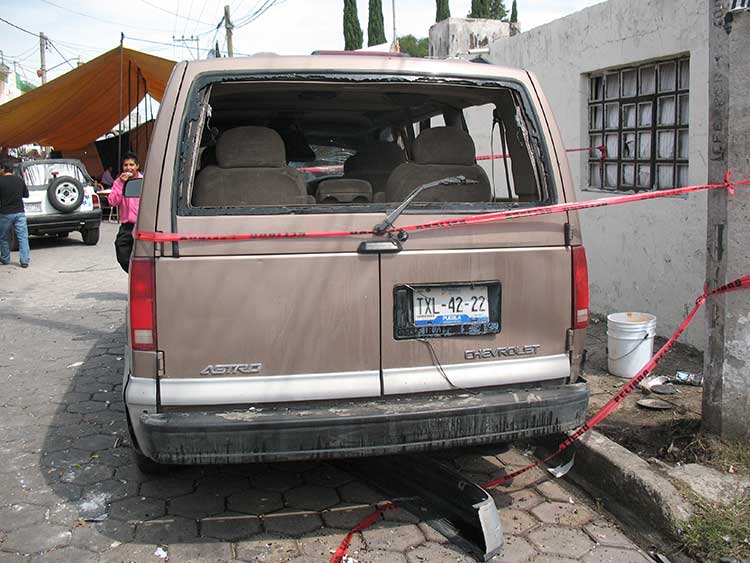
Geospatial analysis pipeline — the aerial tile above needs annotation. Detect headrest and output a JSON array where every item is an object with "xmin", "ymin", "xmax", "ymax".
[
  {"xmin": 216, "ymin": 126, "xmax": 286, "ymax": 168},
  {"xmin": 344, "ymin": 141, "xmax": 405, "ymax": 174},
  {"xmin": 413, "ymin": 126, "xmax": 476, "ymax": 166},
  {"xmin": 317, "ymin": 178, "xmax": 373, "ymax": 202}
]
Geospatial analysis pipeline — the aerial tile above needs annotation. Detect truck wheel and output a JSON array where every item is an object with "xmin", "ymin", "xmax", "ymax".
[
  {"xmin": 47, "ymin": 176, "xmax": 84, "ymax": 213},
  {"xmin": 81, "ymin": 227, "xmax": 100, "ymax": 246}
]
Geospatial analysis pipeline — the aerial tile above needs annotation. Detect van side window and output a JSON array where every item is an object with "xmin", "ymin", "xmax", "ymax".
[{"xmin": 184, "ymin": 80, "xmax": 551, "ymax": 214}]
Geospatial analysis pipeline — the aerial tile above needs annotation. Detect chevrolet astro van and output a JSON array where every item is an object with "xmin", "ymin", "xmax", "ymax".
[{"xmin": 122, "ymin": 54, "xmax": 590, "ymax": 472}]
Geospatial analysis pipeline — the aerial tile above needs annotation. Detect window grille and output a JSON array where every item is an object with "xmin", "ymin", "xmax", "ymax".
[{"xmin": 588, "ymin": 57, "xmax": 689, "ymax": 191}]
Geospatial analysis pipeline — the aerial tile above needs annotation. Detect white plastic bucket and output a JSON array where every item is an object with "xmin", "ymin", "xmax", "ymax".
[{"xmin": 607, "ymin": 312, "xmax": 657, "ymax": 379}]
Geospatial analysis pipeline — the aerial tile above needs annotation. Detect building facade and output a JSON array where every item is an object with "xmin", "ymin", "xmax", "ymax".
[{"xmin": 485, "ymin": 0, "xmax": 711, "ymax": 349}]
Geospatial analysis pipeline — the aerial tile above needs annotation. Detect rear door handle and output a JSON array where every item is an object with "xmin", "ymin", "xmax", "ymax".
[{"xmin": 357, "ymin": 239, "xmax": 402, "ymax": 254}]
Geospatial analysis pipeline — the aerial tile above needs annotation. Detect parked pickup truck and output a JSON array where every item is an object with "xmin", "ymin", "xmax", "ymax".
[{"xmin": 122, "ymin": 53, "xmax": 589, "ymax": 473}]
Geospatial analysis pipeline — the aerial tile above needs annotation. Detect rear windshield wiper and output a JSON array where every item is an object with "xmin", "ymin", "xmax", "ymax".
[{"xmin": 373, "ymin": 176, "xmax": 477, "ymax": 236}]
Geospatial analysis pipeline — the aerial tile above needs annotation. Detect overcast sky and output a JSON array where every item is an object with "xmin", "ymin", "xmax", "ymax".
[{"xmin": 1, "ymin": 0, "xmax": 602, "ymax": 86}]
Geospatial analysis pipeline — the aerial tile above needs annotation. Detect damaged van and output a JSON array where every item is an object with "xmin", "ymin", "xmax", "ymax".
[{"xmin": 123, "ymin": 54, "xmax": 590, "ymax": 471}]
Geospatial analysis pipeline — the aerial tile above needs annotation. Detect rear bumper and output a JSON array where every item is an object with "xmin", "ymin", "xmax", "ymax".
[
  {"xmin": 27, "ymin": 209, "xmax": 101, "ymax": 234},
  {"xmin": 133, "ymin": 383, "xmax": 589, "ymax": 464}
]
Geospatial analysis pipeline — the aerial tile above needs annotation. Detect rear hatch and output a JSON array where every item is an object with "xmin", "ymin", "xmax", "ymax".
[{"xmin": 147, "ymin": 68, "xmax": 575, "ymax": 411}]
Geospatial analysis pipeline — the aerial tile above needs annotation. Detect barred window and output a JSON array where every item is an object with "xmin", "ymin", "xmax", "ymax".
[{"xmin": 588, "ymin": 57, "xmax": 689, "ymax": 191}]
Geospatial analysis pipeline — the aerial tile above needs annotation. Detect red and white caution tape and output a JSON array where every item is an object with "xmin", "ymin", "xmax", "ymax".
[
  {"xmin": 136, "ymin": 172, "xmax": 749, "ymax": 243},
  {"xmin": 330, "ymin": 502, "xmax": 397, "ymax": 563},
  {"xmin": 481, "ymin": 274, "xmax": 750, "ymax": 489}
]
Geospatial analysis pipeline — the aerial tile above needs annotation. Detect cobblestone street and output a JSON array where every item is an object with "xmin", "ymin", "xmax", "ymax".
[{"xmin": 0, "ymin": 224, "xmax": 653, "ymax": 563}]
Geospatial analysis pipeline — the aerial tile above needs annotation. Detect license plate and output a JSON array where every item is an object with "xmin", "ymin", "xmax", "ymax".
[
  {"xmin": 413, "ymin": 285, "xmax": 490, "ymax": 326},
  {"xmin": 24, "ymin": 202, "xmax": 42, "ymax": 214}
]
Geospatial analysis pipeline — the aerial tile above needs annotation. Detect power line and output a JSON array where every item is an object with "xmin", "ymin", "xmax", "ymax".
[
  {"xmin": 46, "ymin": 39, "xmax": 76, "ymax": 70},
  {"xmin": 125, "ymin": 34, "xmax": 251, "ymax": 56},
  {"xmin": 39, "ymin": 0, "xmax": 180, "ymax": 33},
  {"xmin": 137, "ymin": 0, "xmax": 214, "ymax": 26},
  {"xmin": 0, "ymin": 15, "xmax": 38, "ymax": 37}
]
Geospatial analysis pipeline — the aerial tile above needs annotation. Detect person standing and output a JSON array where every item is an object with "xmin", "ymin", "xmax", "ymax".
[
  {"xmin": 101, "ymin": 165, "xmax": 114, "ymax": 189},
  {"xmin": 0, "ymin": 159, "xmax": 30, "ymax": 268},
  {"xmin": 108, "ymin": 153, "xmax": 142, "ymax": 272}
]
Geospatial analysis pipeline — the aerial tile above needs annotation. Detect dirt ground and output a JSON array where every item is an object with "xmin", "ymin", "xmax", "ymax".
[{"xmin": 583, "ymin": 315, "xmax": 705, "ymax": 462}]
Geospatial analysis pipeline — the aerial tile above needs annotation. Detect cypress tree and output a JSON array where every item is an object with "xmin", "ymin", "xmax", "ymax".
[
  {"xmin": 489, "ymin": 0, "xmax": 507, "ymax": 20},
  {"xmin": 368, "ymin": 0, "xmax": 386, "ymax": 46},
  {"xmin": 436, "ymin": 0, "xmax": 450, "ymax": 22},
  {"xmin": 343, "ymin": 0, "xmax": 363, "ymax": 51},
  {"xmin": 468, "ymin": 0, "xmax": 487, "ymax": 18},
  {"xmin": 509, "ymin": 0, "xmax": 518, "ymax": 23}
]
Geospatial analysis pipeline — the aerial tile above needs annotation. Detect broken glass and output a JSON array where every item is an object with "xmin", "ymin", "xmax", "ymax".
[{"xmin": 622, "ymin": 132, "xmax": 636, "ymax": 159}]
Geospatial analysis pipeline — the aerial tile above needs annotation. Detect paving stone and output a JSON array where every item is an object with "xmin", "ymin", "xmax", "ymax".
[
  {"xmin": 456, "ymin": 454, "xmax": 506, "ymax": 476},
  {"xmin": 70, "ymin": 519, "xmax": 135, "ymax": 552},
  {"xmin": 97, "ymin": 542, "xmax": 161, "ymax": 563},
  {"xmin": 200, "ymin": 512, "xmax": 262, "ymax": 541},
  {"xmin": 41, "ymin": 448, "xmax": 91, "ymax": 469},
  {"xmin": 168, "ymin": 490, "xmax": 225, "ymax": 519},
  {"xmin": 2, "ymin": 522, "xmax": 72, "ymax": 553},
  {"xmin": 527, "ymin": 527, "xmax": 594, "ymax": 559},
  {"xmin": 495, "ymin": 467, "xmax": 547, "ymax": 493},
  {"xmin": 262, "ymin": 509, "xmax": 324, "ymax": 536},
  {"xmin": 581, "ymin": 546, "xmax": 652, "ymax": 563},
  {"xmin": 321, "ymin": 504, "xmax": 375, "ymax": 529},
  {"xmin": 525, "ymin": 556, "xmax": 578, "ymax": 563},
  {"xmin": 72, "ymin": 434, "xmax": 119, "ymax": 452},
  {"xmin": 583, "ymin": 522, "xmax": 636, "ymax": 548},
  {"xmin": 134, "ymin": 515, "xmax": 199, "ymax": 543},
  {"xmin": 227, "ymin": 489, "xmax": 284, "ymax": 515},
  {"xmin": 108, "ymin": 496, "xmax": 165, "ymax": 522},
  {"xmin": 0, "ymin": 503, "xmax": 47, "ymax": 531},
  {"xmin": 298, "ymin": 528, "xmax": 365, "ymax": 559},
  {"xmin": 166, "ymin": 540, "xmax": 233, "ymax": 561},
  {"xmin": 89, "ymin": 448, "xmax": 131, "ymax": 468},
  {"xmin": 251, "ymin": 470, "xmax": 302, "ymax": 492},
  {"xmin": 535, "ymin": 480, "xmax": 572, "ymax": 502},
  {"xmin": 405, "ymin": 542, "xmax": 475, "ymax": 563},
  {"xmin": 358, "ymin": 549, "xmax": 408, "ymax": 563},
  {"xmin": 303, "ymin": 464, "xmax": 355, "ymax": 488},
  {"xmin": 194, "ymin": 474, "xmax": 250, "ymax": 495},
  {"xmin": 60, "ymin": 462, "xmax": 114, "ymax": 485},
  {"xmin": 139, "ymin": 477, "xmax": 195, "ymax": 499},
  {"xmin": 28, "ymin": 546, "xmax": 94, "ymax": 563},
  {"xmin": 495, "ymin": 449, "xmax": 535, "ymax": 468},
  {"xmin": 530, "ymin": 501, "xmax": 593, "ymax": 527},
  {"xmin": 338, "ymin": 481, "xmax": 388, "ymax": 504},
  {"xmin": 235, "ymin": 534, "xmax": 301, "ymax": 563},
  {"xmin": 284, "ymin": 485, "xmax": 340, "ymax": 511},
  {"xmin": 489, "ymin": 534, "xmax": 537, "ymax": 563},
  {"xmin": 67, "ymin": 401, "xmax": 107, "ymax": 414},
  {"xmin": 498, "ymin": 508, "xmax": 538, "ymax": 535},
  {"xmin": 418, "ymin": 522, "xmax": 449, "ymax": 545},
  {"xmin": 0, "ymin": 552, "xmax": 28, "ymax": 563},
  {"xmin": 362, "ymin": 522, "xmax": 425, "ymax": 553}
]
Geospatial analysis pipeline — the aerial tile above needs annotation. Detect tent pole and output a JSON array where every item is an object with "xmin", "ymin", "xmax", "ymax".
[
  {"xmin": 135, "ymin": 67, "xmax": 141, "ymax": 159},
  {"xmin": 118, "ymin": 32, "xmax": 124, "ymax": 170},
  {"xmin": 127, "ymin": 60, "xmax": 132, "ymax": 152}
]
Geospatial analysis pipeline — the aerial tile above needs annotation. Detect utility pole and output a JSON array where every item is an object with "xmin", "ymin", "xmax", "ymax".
[
  {"xmin": 39, "ymin": 32, "xmax": 47, "ymax": 84},
  {"xmin": 224, "ymin": 5, "xmax": 234, "ymax": 57},
  {"xmin": 173, "ymin": 35, "xmax": 200, "ymax": 59}
]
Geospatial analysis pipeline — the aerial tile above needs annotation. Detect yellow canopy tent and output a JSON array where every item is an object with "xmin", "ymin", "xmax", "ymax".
[{"xmin": 0, "ymin": 47, "xmax": 176, "ymax": 151}]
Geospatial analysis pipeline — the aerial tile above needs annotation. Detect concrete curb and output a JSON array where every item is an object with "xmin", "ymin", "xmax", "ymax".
[{"xmin": 564, "ymin": 430, "xmax": 694, "ymax": 540}]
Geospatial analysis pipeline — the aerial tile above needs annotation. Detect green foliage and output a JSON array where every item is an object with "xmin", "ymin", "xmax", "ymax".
[
  {"xmin": 367, "ymin": 0, "xmax": 386, "ymax": 46},
  {"xmin": 436, "ymin": 0, "xmax": 450, "ymax": 22},
  {"xmin": 398, "ymin": 35, "xmax": 429, "ymax": 58},
  {"xmin": 489, "ymin": 0, "xmax": 507, "ymax": 19},
  {"xmin": 510, "ymin": 0, "xmax": 518, "ymax": 23},
  {"xmin": 468, "ymin": 0, "xmax": 507, "ymax": 19},
  {"xmin": 343, "ymin": 0, "xmax": 363, "ymax": 51}
]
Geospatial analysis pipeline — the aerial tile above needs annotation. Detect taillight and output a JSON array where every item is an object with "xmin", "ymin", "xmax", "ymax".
[
  {"xmin": 130, "ymin": 258, "xmax": 156, "ymax": 351},
  {"xmin": 92, "ymin": 193, "xmax": 100, "ymax": 209},
  {"xmin": 573, "ymin": 246, "xmax": 589, "ymax": 329}
]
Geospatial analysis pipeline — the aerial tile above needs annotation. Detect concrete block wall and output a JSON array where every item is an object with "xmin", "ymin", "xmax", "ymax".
[{"xmin": 486, "ymin": 0, "xmax": 710, "ymax": 349}]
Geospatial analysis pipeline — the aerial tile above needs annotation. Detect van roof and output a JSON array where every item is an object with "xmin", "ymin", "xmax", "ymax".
[{"xmin": 183, "ymin": 54, "xmax": 529, "ymax": 83}]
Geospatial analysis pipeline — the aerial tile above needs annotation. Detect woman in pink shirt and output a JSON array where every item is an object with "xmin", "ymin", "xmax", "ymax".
[{"xmin": 108, "ymin": 152, "xmax": 143, "ymax": 272}]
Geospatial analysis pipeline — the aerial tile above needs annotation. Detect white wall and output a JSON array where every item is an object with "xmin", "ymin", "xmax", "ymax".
[
  {"xmin": 429, "ymin": 18, "xmax": 513, "ymax": 58},
  {"xmin": 486, "ymin": 0, "xmax": 710, "ymax": 349}
]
